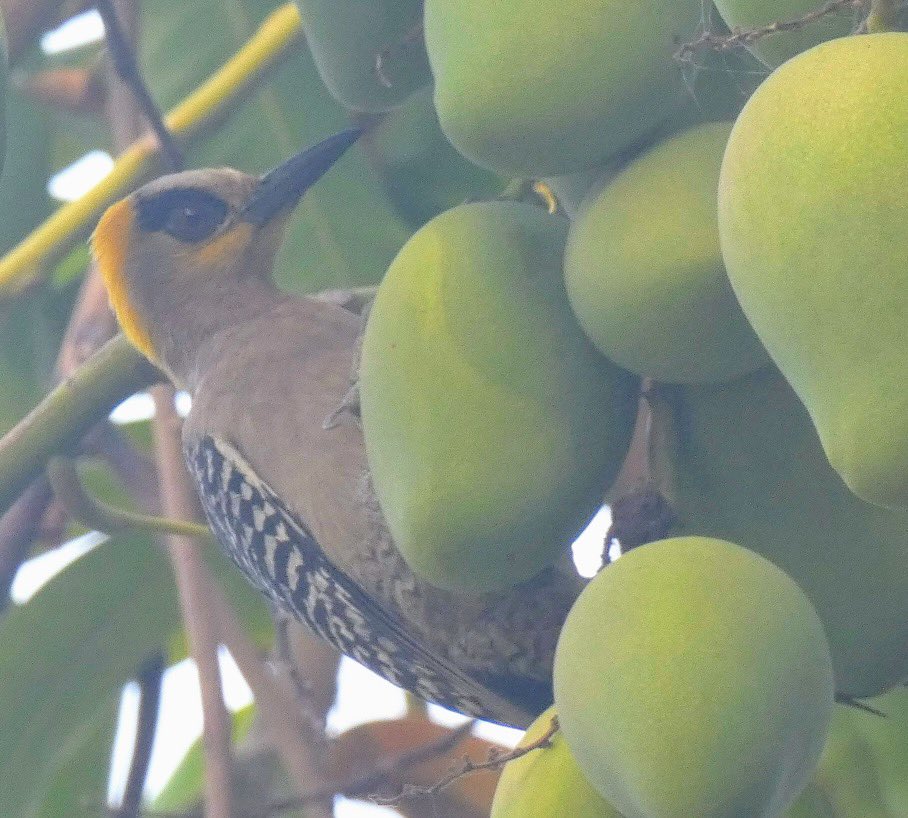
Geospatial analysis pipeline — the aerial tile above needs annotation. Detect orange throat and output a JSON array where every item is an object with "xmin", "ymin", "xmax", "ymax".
[{"xmin": 92, "ymin": 199, "xmax": 159, "ymax": 365}]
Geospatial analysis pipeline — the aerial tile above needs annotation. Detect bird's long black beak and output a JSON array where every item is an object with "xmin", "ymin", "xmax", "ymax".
[{"xmin": 241, "ymin": 128, "xmax": 362, "ymax": 225}]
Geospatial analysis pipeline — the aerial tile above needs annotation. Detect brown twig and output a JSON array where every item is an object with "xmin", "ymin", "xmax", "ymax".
[
  {"xmin": 263, "ymin": 719, "xmax": 478, "ymax": 816},
  {"xmin": 675, "ymin": 0, "xmax": 867, "ymax": 62},
  {"xmin": 114, "ymin": 653, "xmax": 166, "ymax": 818},
  {"xmin": 375, "ymin": 714, "xmax": 558, "ymax": 806},
  {"xmin": 0, "ymin": 476, "xmax": 53, "ymax": 609},
  {"xmin": 0, "ymin": 0, "xmax": 69, "ymax": 64},
  {"xmin": 151, "ymin": 385, "xmax": 235, "ymax": 818},
  {"xmin": 96, "ymin": 0, "xmax": 184, "ymax": 170},
  {"xmin": 206, "ymin": 586, "xmax": 333, "ymax": 818}
]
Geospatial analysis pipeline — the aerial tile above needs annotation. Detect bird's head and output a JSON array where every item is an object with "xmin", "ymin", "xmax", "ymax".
[{"xmin": 92, "ymin": 128, "xmax": 361, "ymax": 366}]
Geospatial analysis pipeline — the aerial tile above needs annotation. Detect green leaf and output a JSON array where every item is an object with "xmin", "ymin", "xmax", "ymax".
[
  {"xmin": 0, "ymin": 535, "xmax": 176, "ymax": 815},
  {"xmin": 0, "ymin": 89, "xmax": 52, "ymax": 254},
  {"xmin": 0, "ymin": 525, "xmax": 272, "ymax": 814},
  {"xmin": 34, "ymin": 696, "xmax": 119, "ymax": 818}
]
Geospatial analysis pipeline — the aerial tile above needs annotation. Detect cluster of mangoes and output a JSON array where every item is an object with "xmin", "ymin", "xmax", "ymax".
[{"xmin": 297, "ymin": 0, "xmax": 907, "ymax": 815}]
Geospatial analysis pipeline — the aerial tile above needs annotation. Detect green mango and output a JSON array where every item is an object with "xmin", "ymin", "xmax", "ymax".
[
  {"xmin": 711, "ymin": 0, "xmax": 856, "ymax": 67},
  {"xmin": 491, "ymin": 707, "xmax": 623, "ymax": 818},
  {"xmin": 851, "ymin": 689, "xmax": 908, "ymax": 817},
  {"xmin": 553, "ymin": 536, "xmax": 834, "ymax": 818},
  {"xmin": 786, "ymin": 707, "xmax": 894, "ymax": 818},
  {"xmin": 423, "ymin": 0, "xmax": 702, "ymax": 177},
  {"xmin": 295, "ymin": 0, "xmax": 430, "ymax": 112},
  {"xmin": 366, "ymin": 88, "xmax": 504, "ymax": 227},
  {"xmin": 672, "ymin": 366, "xmax": 908, "ymax": 697},
  {"xmin": 360, "ymin": 201, "xmax": 637, "ymax": 592},
  {"xmin": 565, "ymin": 122, "xmax": 767, "ymax": 383},
  {"xmin": 719, "ymin": 34, "xmax": 908, "ymax": 510}
]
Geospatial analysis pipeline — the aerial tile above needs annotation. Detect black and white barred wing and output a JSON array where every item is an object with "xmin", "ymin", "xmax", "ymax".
[{"xmin": 185, "ymin": 434, "xmax": 523, "ymax": 725}]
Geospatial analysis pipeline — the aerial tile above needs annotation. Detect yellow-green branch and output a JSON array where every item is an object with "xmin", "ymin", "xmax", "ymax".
[
  {"xmin": 0, "ymin": 3, "xmax": 305, "ymax": 295},
  {"xmin": 0, "ymin": 334, "xmax": 159, "ymax": 514},
  {"xmin": 47, "ymin": 455, "xmax": 211, "ymax": 539}
]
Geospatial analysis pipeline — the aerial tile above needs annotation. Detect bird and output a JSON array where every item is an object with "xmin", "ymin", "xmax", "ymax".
[{"xmin": 91, "ymin": 129, "xmax": 584, "ymax": 728}]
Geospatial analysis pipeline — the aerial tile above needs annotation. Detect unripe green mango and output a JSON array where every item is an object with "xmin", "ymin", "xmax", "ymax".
[
  {"xmin": 786, "ymin": 707, "xmax": 895, "ymax": 818},
  {"xmin": 360, "ymin": 201, "xmax": 637, "ymax": 592},
  {"xmin": 295, "ymin": 0, "xmax": 430, "ymax": 112},
  {"xmin": 423, "ymin": 0, "xmax": 702, "ymax": 177},
  {"xmin": 851, "ymin": 689, "xmax": 908, "ymax": 816},
  {"xmin": 366, "ymin": 88, "xmax": 504, "ymax": 227},
  {"xmin": 719, "ymin": 34, "xmax": 908, "ymax": 510},
  {"xmin": 491, "ymin": 707, "xmax": 623, "ymax": 818},
  {"xmin": 565, "ymin": 123, "xmax": 767, "ymax": 383},
  {"xmin": 554, "ymin": 536, "xmax": 834, "ymax": 818},
  {"xmin": 672, "ymin": 366, "xmax": 908, "ymax": 696},
  {"xmin": 711, "ymin": 0, "xmax": 855, "ymax": 67}
]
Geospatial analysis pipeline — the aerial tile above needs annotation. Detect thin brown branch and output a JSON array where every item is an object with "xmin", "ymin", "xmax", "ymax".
[
  {"xmin": 207, "ymin": 587, "xmax": 333, "ymax": 818},
  {"xmin": 96, "ymin": 0, "xmax": 184, "ymax": 170},
  {"xmin": 0, "ymin": 0, "xmax": 69, "ymax": 64},
  {"xmin": 264, "ymin": 720, "xmax": 478, "ymax": 816},
  {"xmin": 151, "ymin": 385, "xmax": 234, "ymax": 818},
  {"xmin": 375, "ymin": 714, "xmax": 559, "ymax": 806},
  {"xmin": 0, "ymin": 476, "xmax": 53, "ymax": 609},
  {"xmin": 115, "ymin": 653, "xmax": 166, "ymax": 818},
  {"xmin": 675, "ymin": 0, "xmax": 867, "ymax": 62}
]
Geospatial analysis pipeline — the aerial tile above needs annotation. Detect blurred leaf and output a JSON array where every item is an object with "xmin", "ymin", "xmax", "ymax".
[
  {"xmin": 152, "ymin": 703, "xmax": 257, "ymax": 812},
  {"xmin": 139, "ymin": 0, "xmax": 411, "ymax": 293},
  {"xmin": 0, "ymin": 88, "xmax": 52, "ymax": 252},
  {"xmin": 0, "ymin": 535, "xmax": 176, "ymax": 815},
  {"xmin": 0, "ymin": 88, "xmax": 74, "ymax": 435},
  {"xmin": 34, "ymin": 696, "xmax": 118, "ymax": 818},
  {"xmin": 0, "ymin": 522, "xmax": 272, "ymax": 814}
]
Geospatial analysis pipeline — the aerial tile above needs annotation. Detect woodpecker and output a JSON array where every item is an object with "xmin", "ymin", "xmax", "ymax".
[{"xmin": 91, "ymin": 130, "xmax": 583, "ymax": 728}]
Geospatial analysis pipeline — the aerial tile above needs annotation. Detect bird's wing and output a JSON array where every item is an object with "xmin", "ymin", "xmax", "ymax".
[{"xmin": 185, "ymin": 433, "xmax": 536, "ymax": 728}]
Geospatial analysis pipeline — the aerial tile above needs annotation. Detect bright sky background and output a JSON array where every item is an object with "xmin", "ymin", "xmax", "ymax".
[{"xmin": 21, "ymin": 10, "xmax": 615, "ymax": 814}]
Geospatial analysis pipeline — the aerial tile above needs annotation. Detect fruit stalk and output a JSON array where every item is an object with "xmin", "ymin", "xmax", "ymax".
[{"xmin": 866, "ymin": 0, "xmax": 901, "ymax": 31}]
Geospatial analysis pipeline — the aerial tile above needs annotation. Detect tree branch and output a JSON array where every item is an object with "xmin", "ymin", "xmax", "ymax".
[
  {"xmin": 0, "ymin": 334, "xmax": 159, "ymax": 516},
  {"xmin": 45, "ymin": 454, "xmax": 211, "ymax": 538},
  {"xmin": 264, "ymin": 720, "xmax": 478, "ymax": 816},
  {"xmin": 0, "ymin": 0, "xmax": 69, "ymax": 64},
  {"xmin": 0, "ymin": 2, "xmax": 306, "ymax": 294},
  {"xmin": 115, "ymin": 653, "xmax": 166, "ymax": 818},
  {"xmin": 675, "ymin": 0, "xmax": 867, "ymax": 62},
  {"xmin": 96, "ymin": 0, "xmax": 184, "ymax": 170},
  {"xmin": 376, "ymin": 715, "xmax": 559, "ymax": 806},
  {"xmin": 207, "ymin": 586, "xmax": 334, "ymax": 818},
  {"xmin": 151, "ymin": 385, "xmax": 235, "ymax": 818},
  {"xmin": 0, "ymin": 476, "xmax": 53, "ymax": 609}
]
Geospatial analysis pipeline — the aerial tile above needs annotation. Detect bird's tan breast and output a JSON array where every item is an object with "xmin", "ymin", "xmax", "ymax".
[{"xmin": 182, "ymin": 298, "xmax": 370, "ymax": 575}]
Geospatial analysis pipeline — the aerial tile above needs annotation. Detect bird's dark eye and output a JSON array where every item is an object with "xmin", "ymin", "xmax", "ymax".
[{"xmin": 136, "ymin": 187, "xmax": 229, "ymax": 243}]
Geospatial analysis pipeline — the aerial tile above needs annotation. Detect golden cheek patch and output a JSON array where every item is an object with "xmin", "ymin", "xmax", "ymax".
[
  {"xmin": 194, "ymin": 223, "xmax": 254, "ymax": 269},
  {"xmin": 92, "ymin": 199, "xmax": 160, "ymax": 364}
]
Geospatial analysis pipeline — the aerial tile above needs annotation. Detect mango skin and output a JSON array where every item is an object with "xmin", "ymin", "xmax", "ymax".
[
  {"xmin": 491, "ymin": 707, "xmax": 623, "ymax": 818},
  {"xmin": 786, "ymin": 707, "xmax": 894, "ymax": 818},
  {"xmin": 712, "ymin": 0, "xmax": 855, "ymax": 67},
  {"xmin": 673, "ymin": 366, "xmax": 908, "ymax": 697},
  {"xmin": 719, "ymin": 34, "xmax": 908, "ymax": 510},
  {"xmin": 554, "ymin": 536, "xmax": 834, "ymax": 818},
  {"xmin": 852, "ymin": 689, "xmax": 908, "ymax": 817},
  {"xmin": 423, "ymin": 0, "xmax": 702, "ymax": 177},
  {"xmin": 565, "ymin": 123, "xmax": 767, "ymax": 383},
  {"xmin": 367, "ymin": 88, "xmax": 504, "ymax": 227},
  {"xmin": 360, "ymin": 202, "xmax": 637, "ymax": 592},
  {"xmin": 295, "ymin": 0, "xmax": 430, "ymax": 112}
]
